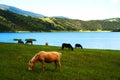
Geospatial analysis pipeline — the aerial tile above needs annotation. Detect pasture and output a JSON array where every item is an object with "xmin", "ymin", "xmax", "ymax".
[{"xmin": 0, "ymin": 43, "xmax": 120, "ymax": 80}]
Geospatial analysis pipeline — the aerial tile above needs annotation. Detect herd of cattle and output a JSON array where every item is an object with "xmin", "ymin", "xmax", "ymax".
[
  {"xmin": 18, "ymin": 40, "xmax": 33, "ymax": 44},
  {"xmin": 62, "ymin": 43, "xmax": 83, "ymax": 51},
  {"xmin": 17, "ymin": 40, "xmax": 83, "ymax": 50}
]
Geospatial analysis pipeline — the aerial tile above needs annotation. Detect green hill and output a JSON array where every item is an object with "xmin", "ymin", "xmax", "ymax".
[{"xmin": 0, "ymin": 9, "xmax": 120, "ymax": 32}]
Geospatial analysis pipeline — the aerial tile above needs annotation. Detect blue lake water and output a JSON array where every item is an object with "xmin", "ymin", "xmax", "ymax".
[{"xmin": 0, "ymin": 32, "xmax": 120, "ymax": 50}]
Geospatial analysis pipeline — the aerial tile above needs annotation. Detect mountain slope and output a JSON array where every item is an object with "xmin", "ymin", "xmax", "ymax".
[
  {"xmin": 0, "ymin": 9, "xmax": 76, "ymax": 32},
  {"xmin": 0, "ymin": 4, "xmax": 45, "ymax": 18},
  {"xmin": 0, "ymin": 8, "xmax": 120, "ymax": 32}
]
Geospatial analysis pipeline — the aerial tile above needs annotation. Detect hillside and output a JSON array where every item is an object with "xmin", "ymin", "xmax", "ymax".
[
  {"xmin": 0, "ymin": 9, "xmax": 79, "ymax": 32},
  {"xmin": 0, "ymin": 9, "xmax": 120, "ymax": 32}
]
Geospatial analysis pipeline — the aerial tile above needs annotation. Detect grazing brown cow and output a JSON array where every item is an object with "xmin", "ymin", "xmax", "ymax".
[
  {"xmin": 45, "ymin": 42, "xmax": 48, "ymax": 46},
  {"xmin": 28, "ymin": 51, "xmax": 62, "ymax": 71}
]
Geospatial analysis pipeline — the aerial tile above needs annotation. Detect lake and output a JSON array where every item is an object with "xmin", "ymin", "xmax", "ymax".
[{"xmin": 0, "ymin": 32, "xmax": 120, "ymax": 50}]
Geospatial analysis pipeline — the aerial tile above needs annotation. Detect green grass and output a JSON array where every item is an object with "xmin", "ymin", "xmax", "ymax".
[{"xmin": 0, "ymin": 42, "xmax": 120, "ymax": 80}]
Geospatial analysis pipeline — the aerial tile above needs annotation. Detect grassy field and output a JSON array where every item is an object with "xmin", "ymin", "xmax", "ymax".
[{"xmin": 0, "ymin": 42, "xmax": 120, "ymax": 80}]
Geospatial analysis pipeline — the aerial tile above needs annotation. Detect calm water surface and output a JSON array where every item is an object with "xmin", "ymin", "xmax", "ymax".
[{"xmin": 0, "ymin": 32, "xmax": 120, "ymax": 50}]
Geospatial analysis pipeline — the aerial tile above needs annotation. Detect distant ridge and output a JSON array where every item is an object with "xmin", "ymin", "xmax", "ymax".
[
  {"xmin": 104, "ymin": 18, "xmax": 120, "ymax": 22},
  {"xmin": 53, "ymin": 16, "xmax": 69, "ymax": 19},
  {"xmin": 0, "ymin": 4, "xmax": 120, "ymax": 32},
  {"xmin": 0, "ymin": 4, "xmax": 45, "ymax": 18}
]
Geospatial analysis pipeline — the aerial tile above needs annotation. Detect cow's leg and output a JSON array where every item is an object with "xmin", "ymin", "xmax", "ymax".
[
  {"xmin": 62, "ymin": 46, "xmax": 64, "ymax": 50},
  {"xmin": 54, "ymin": 61, "xmax": 57, "ymax": 69},
  {"xmin": 56, "ymin": 61, "xmax": 61, "ymax": 71},
  {"xmin": 41, "ymin": 61, "xmax": 45, "ymax": 71},
  {"xmin": 31, "ymin": 41, "xmax": 33, "ymax": 45}
]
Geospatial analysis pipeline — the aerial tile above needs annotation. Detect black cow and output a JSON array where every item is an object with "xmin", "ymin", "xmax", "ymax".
[
  {"xmin": 18, "ymin": 40, "xmax": 24, "ymax": 44},
  {"xmin": 25, "ymin": 40, "xmax": 33, "ymax": 44},
  {"xmin": 75, "ymin": 44, "xmax": 83, "ymax": 49},
  {"xmin": 62, "ymin": 43, "xmax": 73, "ymax": 51}
]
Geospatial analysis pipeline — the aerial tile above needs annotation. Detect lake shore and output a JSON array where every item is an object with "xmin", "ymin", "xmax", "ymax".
[
  {"xmin": 79, "ymin": 30, "xmax": 111, "ymax": 32},
  {"xmin": 0, "ymin": 32, "xmax": 120, "ymax": 50},
  {"xmin": 0, "ymin": 30, "xmax": 112, "ymax": 33}
]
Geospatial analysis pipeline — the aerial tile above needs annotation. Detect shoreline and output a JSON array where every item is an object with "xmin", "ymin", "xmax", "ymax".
[
  {"xmin": 0, "ymin": 42, "xmax": 120, "ymax": 51},
  {"xmin": 0, "ymin": 30, "xmax": 113, "ymax": 33}
]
